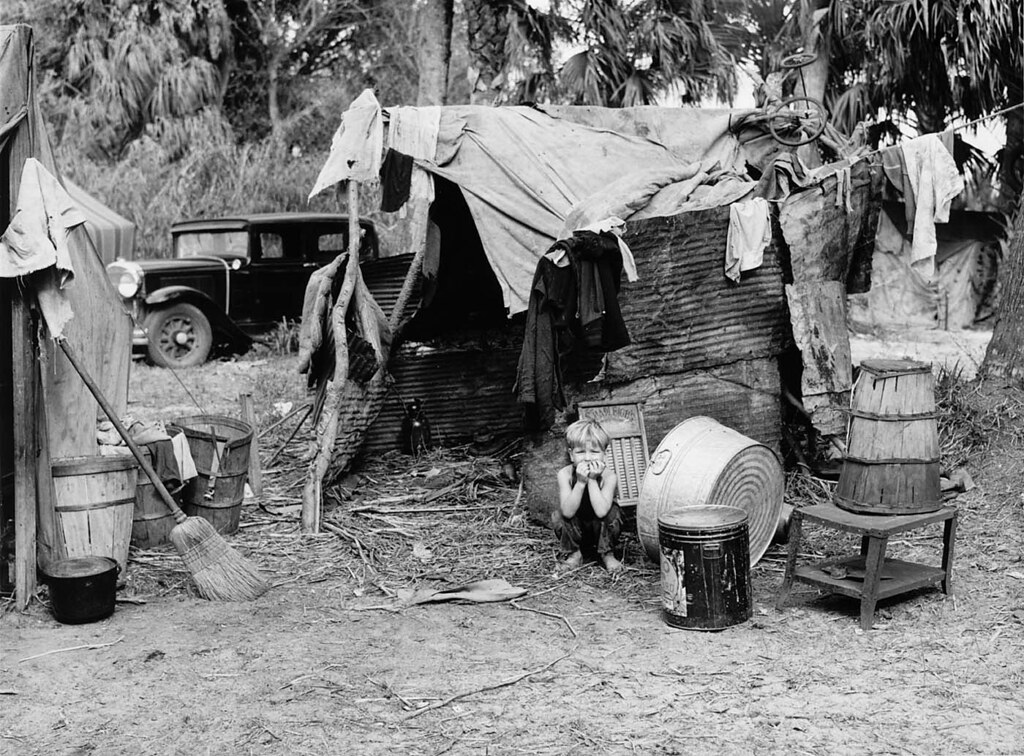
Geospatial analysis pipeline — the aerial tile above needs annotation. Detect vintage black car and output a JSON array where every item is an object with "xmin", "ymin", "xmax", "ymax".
[{"xmin": 106, "ymin": 213, "xmax": 379, "ymax": 368}]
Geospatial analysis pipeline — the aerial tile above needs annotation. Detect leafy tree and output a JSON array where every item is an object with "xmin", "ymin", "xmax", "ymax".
[
  {"xmin": 799, "ymin": 0, "xmax": 1022, "ymax": 201},
  {"xmin": 15, "ymin": 0, "xmax": 232, "ymax": 160},
  {"xmin": 557, "ymin": 0, "xmax": 743, "ymax": 106},
  {"xmin": 460, "ymin": 0, "xmax": 566, "ymax": 104},
  {"xmin": 460, "ymin": 0, "xmax": 741, "ymax": 108},
  {"xmin": 224, "ymin": 0, "xmax": 376, "ymax": 147}
]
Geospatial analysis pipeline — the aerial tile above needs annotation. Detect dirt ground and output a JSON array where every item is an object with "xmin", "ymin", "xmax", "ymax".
[{"xmin": 3, "ymin": 340, "xmax": 1024, "ymax": 756}]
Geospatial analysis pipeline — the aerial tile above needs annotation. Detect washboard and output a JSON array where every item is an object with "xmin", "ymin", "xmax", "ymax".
[{"xmin": 577, "ymin": 400, "xmax": 650, "ymax": 510}]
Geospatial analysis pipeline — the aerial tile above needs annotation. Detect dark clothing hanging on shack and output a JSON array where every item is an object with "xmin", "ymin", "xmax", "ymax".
[
  {"xmin": 379, "ymin": 148, "xmax": 413, "ymax": 211},
  {"xmin": 515, "ymin": 231, "xmax": 630, "ymax": 428},
  {"xmin": 570, "ymin": 230, "xmax": 630, "ymax": 350}
]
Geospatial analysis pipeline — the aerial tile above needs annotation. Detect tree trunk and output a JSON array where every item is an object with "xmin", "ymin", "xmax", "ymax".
[
  {"xmin": 415, "ymin": 0, "xmax": 453, "ymax": 106},
  {"xmin": 796, "ymin": 0, "xmax": 830, "ymax": 104},
  {"xmin": 463, "ymin": 0, "xmax": 510, "ymax": 105},
  {"xmin": 267, "ymin": 50, "xmax": 285, "ymax": 147},
  {"xmin": 999, "ymin": 103, "xmax": 1023, "ymax": 210},
  {"xmin": 980, "ymin": 199, "xmax": 1024, "ymax": 383},
  {"xmin": 794, "ymin": 0, "xmax": 831, "ymax": 167}
]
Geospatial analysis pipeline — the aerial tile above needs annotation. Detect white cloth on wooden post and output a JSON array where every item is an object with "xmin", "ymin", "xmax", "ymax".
[
  {"xmin": 309, "ymin": 89, "xmax": 383, "ymax": 198},
  {"xmin": 0, "ymin": 157, "xmax": 86, "ymax": 337}
]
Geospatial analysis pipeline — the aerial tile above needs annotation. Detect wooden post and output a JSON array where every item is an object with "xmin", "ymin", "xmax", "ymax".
[
  {"xmin": 1, "ymin": 24, "xmax": 38, "ymax": 609},
  {"xmin": 301, "ymin": 180, "xmax": 361, "ymax": 533},
  {"xmin": 348, "ymin": 181, "xmax": 361, "ymax": 264},
  {"xmin": 12, "ymin": 295, "xmax": 36, "ymax": 608},
  {"xmin": 238, "ymin": 393, "xmax": 262, "ymax": 497}
]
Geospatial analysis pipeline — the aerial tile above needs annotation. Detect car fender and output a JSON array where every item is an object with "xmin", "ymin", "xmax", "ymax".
[{"xmin": 144, "ymin": 286, "xmax": 252, "ymax": 350}]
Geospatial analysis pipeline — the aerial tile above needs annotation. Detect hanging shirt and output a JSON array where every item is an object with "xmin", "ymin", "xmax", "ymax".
[
  {"xmin": 725, "ymin": 198, "xmax": 771, "ymax": 282},
  {"xmin": 901, "ymin": 133, "xmax": 964, "ymax": 279}
]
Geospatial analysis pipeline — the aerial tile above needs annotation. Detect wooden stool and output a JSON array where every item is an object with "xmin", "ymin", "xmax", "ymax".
[{"xmin": 775, "ymin": 502, "xmax": 957, "ymax": 630}]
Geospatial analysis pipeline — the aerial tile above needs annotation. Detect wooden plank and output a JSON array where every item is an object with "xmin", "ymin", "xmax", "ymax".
[
  {"xmin": 785, "ymin": 281, "xmax": 852, "ymax": 436},
  {"xmin": 2, "ymin": 24, "xmax": 37, "ymax": 609},
  {"xmin": 11, "ymin": 294, "xmax": 36, "ymax": 608},
  {"xmin": 40, "ymin": 203, "xmax": 133, "ymax": 458},
  {"xmin": 238, "ymin": 393, "xmax": 262, "ymax": 497},
  {"xmin": 800, "ymin": 502, "xmax": 956, "ymax": 535},
  {"xmin": 34, "ymin": 381, "xmax": 64, "ymax": 572}
]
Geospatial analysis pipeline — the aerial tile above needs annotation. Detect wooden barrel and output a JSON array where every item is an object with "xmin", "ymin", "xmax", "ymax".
[
  {"xmin": 170, "ymin": 415, "xmax": 252, "ymax": 535},
  {"xmin": 131, "ymin": 447, "xmax": 177, "ymax": 549},
  {"xmin": 637, "ymin": 416, "xmax": 783, "ymax": 567},
  {"xmin": 51, "ymin": 455, "xmax": 138, "ymax": 574},
  {"xmin": 659, "ymin": 506, "xmax": 752, "ymax": 631},
  {"xmin": 836, "ymin": 359, "xmax": 941, "ymax": 515}
]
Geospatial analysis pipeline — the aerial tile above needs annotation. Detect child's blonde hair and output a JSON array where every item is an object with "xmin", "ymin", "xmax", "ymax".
[{"xmin": 565, "ymin": 418, "xmax": 611, "ymax": 451}]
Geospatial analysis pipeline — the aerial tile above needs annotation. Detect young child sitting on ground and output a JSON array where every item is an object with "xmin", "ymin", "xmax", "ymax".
[{"xmin": 551, "ymin": 418, "xmax": 623, "ymax": 573}]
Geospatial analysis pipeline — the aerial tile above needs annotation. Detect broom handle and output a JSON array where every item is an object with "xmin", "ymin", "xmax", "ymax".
[{"xmin": 57, "ymin": 338, "xmax": 187, "ymax": 525}]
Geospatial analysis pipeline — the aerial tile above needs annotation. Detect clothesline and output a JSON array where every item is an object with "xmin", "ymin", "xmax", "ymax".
[{"xmin": 855, "ymin": 100, "xmax": 1024, "ymax": 162}]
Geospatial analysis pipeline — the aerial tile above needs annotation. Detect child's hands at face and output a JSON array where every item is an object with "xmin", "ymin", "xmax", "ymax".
[{"xmin": 575, "ymin": 460, "xmax": 604, "ymax": 479}]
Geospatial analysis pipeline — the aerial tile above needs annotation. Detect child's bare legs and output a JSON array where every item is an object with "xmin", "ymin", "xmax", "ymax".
[
  {"xmin": 596, "ymin": 504, "xmax": 624, "ymax": 573},
  {"xmin": 552, "ymin": 506, "xmax": 624, "ymax": 572},
  {"xmin": 601, "ymin": 552, "xmax": 623, "ymax": 573},
  {"xmin": 551, "ymin": 510, "xmax": 585, "ymax": 569}
]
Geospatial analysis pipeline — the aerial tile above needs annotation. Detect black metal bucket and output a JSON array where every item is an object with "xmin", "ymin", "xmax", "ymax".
[
  {"xmin": 659, "ymin": 505, "xmax": 752, "ymax": 631},
  {"xmin": 42, "ymin": 556, "xmax": 119, "ymax": 624}
]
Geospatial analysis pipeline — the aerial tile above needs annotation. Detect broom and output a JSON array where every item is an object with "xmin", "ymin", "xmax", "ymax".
[{"xmin": 57, "ymin": 338, "xmax": 268, "ymax": 601}]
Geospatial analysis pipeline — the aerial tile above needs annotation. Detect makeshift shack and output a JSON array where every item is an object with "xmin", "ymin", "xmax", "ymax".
[
  {"xmin": 300, "ymin": 92, "xmax": 884, "ymax": 528},
  {"xmin": 0, "ymin": 25, "xmax": 133, "ymax": 606}
]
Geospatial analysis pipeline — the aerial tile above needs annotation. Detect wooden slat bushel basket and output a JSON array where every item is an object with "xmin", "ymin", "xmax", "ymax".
[{"xmin": 836, "ymin": 359, "xmax": 942, "ymax": 515}]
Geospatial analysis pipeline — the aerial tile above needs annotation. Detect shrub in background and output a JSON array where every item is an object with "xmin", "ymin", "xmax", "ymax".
[{"xmin": 55, "ymin": 109, "xmax": 407, "ymax": 261}]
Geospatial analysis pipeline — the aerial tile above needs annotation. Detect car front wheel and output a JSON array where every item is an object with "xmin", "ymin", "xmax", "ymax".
[{"xmin": 146, "ymin": 303, "xmax": 213, "ymax": 368}]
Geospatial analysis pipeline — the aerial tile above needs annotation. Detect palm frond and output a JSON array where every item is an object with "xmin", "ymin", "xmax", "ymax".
[{"xmin": 559, "ymin": 48, "xmax": 609, "ymax": 105}]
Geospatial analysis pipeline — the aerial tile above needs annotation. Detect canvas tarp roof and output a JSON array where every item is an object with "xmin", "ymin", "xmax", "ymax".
[
  {"xmin": 64, "ymin": 178, "xmax": 136, "ymax": 264},
  {"xmin": 315, "ymin": 99, "xmax": 778, "ymax": 315}
]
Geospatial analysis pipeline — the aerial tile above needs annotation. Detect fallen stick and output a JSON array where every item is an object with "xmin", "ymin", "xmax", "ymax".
[
  {"xmin": 510, "ymin": 600, "xmax": 578, "ymax": 638},
  {"xmin": 322, "ymin": 521, "xmax": 375, "ymax": 568},
  {"xmin": 366, "ymin": 676, "xmax": 418, "ymax": 710},
  {"xmin": 403, "ymin": 650, "xmax": 574, "ymax": 720},
  {"xmin": 351, "ymin": 505, "xmax": 489, "ymax": 515},
  {"xmin": 266, "ymin": 404, "xmax": 313, "ymax": 467},
  {"xmin": 19, "ymin": 635, "xmax": 125, "ymax": 663},
  {"xmin": 258, "ymin": 402, "xmax": 312, "ymax": 439}
]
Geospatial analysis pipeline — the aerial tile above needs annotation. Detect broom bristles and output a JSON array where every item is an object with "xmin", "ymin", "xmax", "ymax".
[{"xmin": 170, "ymin": 517, "xmax": 268, "ymax": 601}]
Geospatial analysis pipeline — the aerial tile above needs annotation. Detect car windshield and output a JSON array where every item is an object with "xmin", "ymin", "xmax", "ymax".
[{"xmin": 175, "ymin": 231, "xmax": 248, "ymax": 259}]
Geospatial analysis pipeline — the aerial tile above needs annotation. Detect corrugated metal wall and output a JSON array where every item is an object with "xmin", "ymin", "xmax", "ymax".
[
  {"xmin": 561, "ymin": 206, "xmax": 787, "ymax": 452},
  {"xmin": 362, "ymin": 253, "xmax": 417, "ymax": 318},
  {"xmin": 363, "ymin": 204, "xmax": 789, "ymax": 458},
  {"xmin": 575, "ymin": 356, "xmax": 783, "ymax": 454},
  {"xmin": 361, "ymin": 330, "xmax": 524, "ymax": 455},
  {"xmin": 605, "ymin": 206, "xmax": 789, "ymax": 383}
]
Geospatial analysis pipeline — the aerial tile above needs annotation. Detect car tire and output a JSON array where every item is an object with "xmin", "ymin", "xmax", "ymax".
[{"xmin": 146, "ymin": 303, "xmax": 213, "ymax": 368}]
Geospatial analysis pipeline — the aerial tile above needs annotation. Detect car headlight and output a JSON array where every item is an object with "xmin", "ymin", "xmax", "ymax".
[{"xmin": 106, "ymin": 260, "xmax": 143, "ymax": 299}]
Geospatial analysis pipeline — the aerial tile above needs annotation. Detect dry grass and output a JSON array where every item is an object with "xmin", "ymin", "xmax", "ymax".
[
  {"xmin": 120, "ymin": 431, "xmax": 659, "ymax": 608},
  {"xmin": 65, "ymin": 361, "xmax": 1023, "ymax": 629}
]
